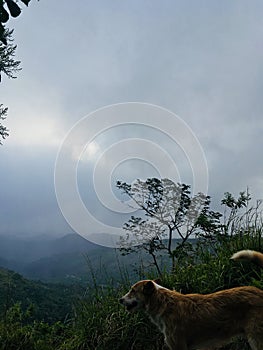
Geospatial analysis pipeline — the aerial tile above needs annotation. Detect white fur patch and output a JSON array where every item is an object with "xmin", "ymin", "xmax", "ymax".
[
  {"xmin": 153, "ymin": 281, "xmax": 170, "ymax": 291},
  {"xmin": 231, "ymin": 250, "xmax": 255, "ymax": 260}
]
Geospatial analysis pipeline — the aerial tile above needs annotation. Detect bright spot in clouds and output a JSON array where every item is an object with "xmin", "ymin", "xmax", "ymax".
[
  {"xmin": 86, "ymin": 141, "xmax": 99, "ymax": 157},
  {"xmin": 82, "ymin": 141, "xmax": 100, "ymax": 162}
]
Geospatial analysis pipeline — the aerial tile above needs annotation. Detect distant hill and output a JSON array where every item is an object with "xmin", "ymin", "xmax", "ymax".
[
  {"xmin": 0, "ymin": 233, "xmax": 147, "ymax": 284},
  {"xmin": 0, "ymin": 233, "xmax": 99, "ymax": 264},
  {"xmin": 0, "ymin": 267, "xmax": 85, "ymax": 323}
]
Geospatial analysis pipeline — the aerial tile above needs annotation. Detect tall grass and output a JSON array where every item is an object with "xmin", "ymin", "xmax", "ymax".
[
  {"xmin": 62, "ymin": 219, "xmax": 262, "ymax": 350},
  {"xmin": 0, "ymin": 216, "xmax": 262, "ymax": 349}
]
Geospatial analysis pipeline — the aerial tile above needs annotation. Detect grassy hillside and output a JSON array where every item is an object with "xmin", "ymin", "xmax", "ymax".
[
  {"xmin": 0, "ymin": 231, "xmax": 261, "ymax": 349},
  {"xmin": 0, "ymin": 221, "xmax": 262, "ymax": 350},
  {"xmin": 0, "ymin": 267, "xmax": 85, "ymax": 323},
  {"xmin": 53, "ymin": 231, "xmax": 263, "ymax": 350}
]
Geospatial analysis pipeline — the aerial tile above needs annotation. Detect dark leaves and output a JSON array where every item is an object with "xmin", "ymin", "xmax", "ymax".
[
  {"xmin": 20, "ymin": 0, "xmax": 31, "ymax": 6},
  {"xmin": 0, "ymin": 29, "xmax": 22, "ymax": 80},
  {"xmin": 0, "ymin": 0, "xmax": 32, "ymax": 43},
  {"xmin": 0, "ymin": 5, "xmax": 9, "ymax": 23},
  {"xmin": 5, "ymin": 0, "xmax": 21, "ymax": 18},
  {"xmin": 0, "ymin": 23, "xmax": 7, "ymax": 45},
  {"xmin": 0, "ymin": 104, "xmax": 9, "ymax": 144}
]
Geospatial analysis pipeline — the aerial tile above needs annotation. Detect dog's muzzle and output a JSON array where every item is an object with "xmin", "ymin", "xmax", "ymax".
[{"xmin": 119, "ymin": 297, "xmax": 138, "ymax": 311}]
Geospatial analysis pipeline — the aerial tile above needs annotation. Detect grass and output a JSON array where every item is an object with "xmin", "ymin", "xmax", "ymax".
[
  {"xmin": 0, "ymin": 228, "xmax": 261, "ymax": 349},
  {"xmin": 62, "ymin": 228, "xmax": 262, "ymax": 350}
]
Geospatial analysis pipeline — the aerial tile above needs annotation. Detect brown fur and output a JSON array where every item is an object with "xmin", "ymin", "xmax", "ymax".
[{"xmin": 120, "ymin": 250, "xmax": 263, "ymax": 350}]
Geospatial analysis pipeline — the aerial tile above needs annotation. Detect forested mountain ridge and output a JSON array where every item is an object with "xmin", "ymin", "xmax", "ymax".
[
  {"xmin": 0, "ymin": 233, "xmax": 158, "ymax": 284},
  {"xmin": 0, "ymin": 266, "xmax": 85, "ymax": 323},
  {"xmin": 0, "ymin": 233, "xmax": 110, "ymax": 283}
]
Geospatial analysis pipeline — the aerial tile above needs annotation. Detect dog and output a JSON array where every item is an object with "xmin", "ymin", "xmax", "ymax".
[{"xmin": 120, "ymin": 250, "xmax": 263, "ymax": 350}]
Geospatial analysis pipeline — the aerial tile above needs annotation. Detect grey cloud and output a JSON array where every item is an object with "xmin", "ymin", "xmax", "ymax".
[{"xmin": 1, "ymin": 0, "xmax": 263, "ymax": 238}]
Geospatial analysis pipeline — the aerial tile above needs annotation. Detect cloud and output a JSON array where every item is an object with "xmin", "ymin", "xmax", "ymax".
[
  {"xmin": 1, "ymin": 0, "xmax": 263, "ymax": 240},
  {"xmin": 7, "ymin": 114, "xmax": 62, "ymax": 147}
]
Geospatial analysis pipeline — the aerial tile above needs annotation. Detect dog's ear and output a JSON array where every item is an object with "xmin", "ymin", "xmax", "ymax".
[
  {"xmin": 143, "ymin": 280, "xmax": 155, "ymax": 295},
  {"xmin": 153, "ymin": 278, "xmax": 162, "ymax": 285}
]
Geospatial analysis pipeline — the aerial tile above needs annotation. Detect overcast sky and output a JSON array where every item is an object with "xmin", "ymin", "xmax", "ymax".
[{"xmin": 1, "ymin": 1, "xmax": 263, "ymax": 246}]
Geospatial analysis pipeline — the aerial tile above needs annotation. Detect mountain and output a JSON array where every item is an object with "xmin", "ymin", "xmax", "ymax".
[
  {"xmin": 0, "ymin": 266, "xmax": 85, "ymax": 323},
  {"xmin": 22, "ymin": 248, "xmax": 148, "ymax": 285},
  {"xmin": 0, "ymin": 233, "xmax": 99, "ymax": 264},
  {"xmin": 0, "ymin": 233, "xmax": 142, "ymax": 284}
]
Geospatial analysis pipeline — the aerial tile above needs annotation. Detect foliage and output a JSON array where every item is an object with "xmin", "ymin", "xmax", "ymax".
[
  {"xmin": 0, "ymin": 227, "xmax": 262, "ymax": 349},
  {"xmin": 71, "ymin": 225, "xmax": 261, "ymax": 350},
  {"xmin": 221, "ymin": 189, "xmax": 262, "ymax": 237},
  {"xmin": 0, "ymin": 28, "xmax": 21, "ymax": 81},
  {"xmin": 59, "ymin": 286, "xmax": 163, "ymax": 350},
  {"xmin": 1, "ymin": 0, "xmax": 31, "ymax": 144},
  {"xmin": 0, "ymin": 267, "xmax": 85, "ymax": 323},
  {"xmin": 0, "ymin": 303, "xmax": 68, "ymax": 350},
  {"xmin": 0, "ymin": 188, "xmax": 262, "ymax": 349},
  {"xmin": 117, "ymin": 178, "xmax": 222, "ymax": 274},
  {"xmin": 0, "ymin": 0, "xmax": 32, "ymax": 44},
  {"xmin": 0, "ymin": 104, "xmax": 8, "ymax": 144},
  {"xmin": 0, "ymin": 28, "xmax": 21, "ymax": 143}
]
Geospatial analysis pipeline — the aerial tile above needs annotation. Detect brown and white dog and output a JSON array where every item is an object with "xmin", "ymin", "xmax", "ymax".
[{"xmin": 120, "ymin": 250, "xmax": 263, "ymax": 350}]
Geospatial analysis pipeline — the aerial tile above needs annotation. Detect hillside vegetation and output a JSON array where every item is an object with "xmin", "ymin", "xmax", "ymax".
[
  {"xmin": 0, "ymin": 230, "xmax": 261, "ymax": 350},
  {"xmin": 0, "ymin": 188, "xmax": 262, "ymax": 349},
  {"xmin": 0, "ymin": 267, "xmax": 85, "ymax": 323}
]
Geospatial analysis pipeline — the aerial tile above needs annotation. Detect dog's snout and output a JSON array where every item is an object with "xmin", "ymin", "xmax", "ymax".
[{"xmin": 119, "ymin": 297, "xmax": 124, "ymax": 304}]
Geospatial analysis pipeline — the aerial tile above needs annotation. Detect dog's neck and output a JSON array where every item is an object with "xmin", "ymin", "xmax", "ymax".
[
  {"xmin": 144, "ymin": 288, "xmax": 175, "ymax": 334},
  {"xmin": 144, "ymin": 286, "xmax": 179, "ymax": 320}
]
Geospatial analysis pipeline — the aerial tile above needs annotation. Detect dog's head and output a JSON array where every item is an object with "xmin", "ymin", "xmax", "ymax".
[{"xmin": 119, "ymin": 279, "xmax": 160, "ymax": 312}]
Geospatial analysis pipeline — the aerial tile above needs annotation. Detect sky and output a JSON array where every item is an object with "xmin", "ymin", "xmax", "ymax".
[{"xmin": 1, "ymin": 0, "xmax": 263, "ymax": 247}]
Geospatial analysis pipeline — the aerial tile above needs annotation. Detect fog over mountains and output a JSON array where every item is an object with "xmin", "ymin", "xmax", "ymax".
[
  {"xmin": 0, "ymin": 233, "xmax": 116, "ymax": 284},
  {"xmin": 0, "ymin": 233, "xmax": 98, "ymax": 263}
]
